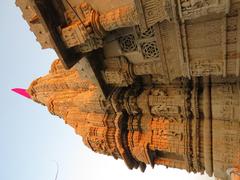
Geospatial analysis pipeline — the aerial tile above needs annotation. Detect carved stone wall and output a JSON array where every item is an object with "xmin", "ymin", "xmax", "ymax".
[
  {"xmin": 16, "ymin": 1, "xmax": 240, "ymax": 180},
  {"xmin": 27, "ymin": 59, "xmax": 240, "ymax": 180}
]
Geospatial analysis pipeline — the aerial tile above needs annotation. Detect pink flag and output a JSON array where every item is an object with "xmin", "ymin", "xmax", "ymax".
[{"xmin": 11, "ymin": 88, "xmax": 31, "ymax": 99}]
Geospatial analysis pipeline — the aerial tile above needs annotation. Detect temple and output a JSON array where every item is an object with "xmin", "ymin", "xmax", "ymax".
[{"xmin": 16, "ymin": 0, "xmax": 240, "ymax": 179}]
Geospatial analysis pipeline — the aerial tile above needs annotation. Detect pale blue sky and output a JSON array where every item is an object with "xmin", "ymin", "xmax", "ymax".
[{"xmin": 0, "ymin": 1, "xmax": 213, "ymax": 180}]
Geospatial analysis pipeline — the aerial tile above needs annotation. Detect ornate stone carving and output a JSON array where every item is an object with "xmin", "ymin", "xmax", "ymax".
[
  {"xmin": 140, "ymin": 41, "xmax": 160, "ymax": 59},
  {"xmin": 16, "ymin": 1, "xmax": 240, "ymax": 179},
  {"xmin": 119, "ymin": 34, "xmax": 137, "ymax": 53},
  {"xmin": 190, "ymin": 61, "xmax": 222, "ymax": 76},
  {"xmin": 134, "ymin": 0, "xmax": 172, "ymax": 29},
  {"xmin": 26, "ymin": 59, "xmax": 240, "ymax": 179},
  {"xmin": 61, "ymin": 2, "xmax": 139, "ymax": 51},
  {"xmin": 136, "ymin": 26, "xmax": 155, "ymax": 38},
  {"xmin": 178, "ymin": 0, "xmax": 230, "ymax": 21},
  {"xmin": 102, "ymin": 57, "xmax": 135, "ymax": 87},
  {"xmin": 61, "ymin": 2, "xmax": 104, "ymax": 50}
]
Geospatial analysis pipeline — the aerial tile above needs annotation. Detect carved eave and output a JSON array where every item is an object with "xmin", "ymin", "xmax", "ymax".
[
  {"xmin": 28, "ymin": 0, "xmax": 110, "ymax": 97},
  {"xmin": 30, "ymin": 0, "xmax": 84, "ymax": 69}
]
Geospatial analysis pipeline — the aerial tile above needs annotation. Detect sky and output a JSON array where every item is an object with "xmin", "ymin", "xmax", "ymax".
[{"xmin": 0, "ymin": 1, "xmax": 214, "ymax": 180}]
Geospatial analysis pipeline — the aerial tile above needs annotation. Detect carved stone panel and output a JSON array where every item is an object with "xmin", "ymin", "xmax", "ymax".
[{"xmin": 178, "ymin": 0, "xmax": 230, "ymax": 21}]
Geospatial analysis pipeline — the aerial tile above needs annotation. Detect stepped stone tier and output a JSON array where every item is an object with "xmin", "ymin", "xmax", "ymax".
[{"xmin": 16, "ymin": 0, "xmax": 240, "ymax": 179}]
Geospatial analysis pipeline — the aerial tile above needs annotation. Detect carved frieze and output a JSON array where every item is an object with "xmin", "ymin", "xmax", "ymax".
[
  {"xmin": 178, "ymin": 0, "xmax": 230, "ymax": 21},
  {"xmin": 190, "ymin": 61, "xmax": 223, "ymax": 76}
]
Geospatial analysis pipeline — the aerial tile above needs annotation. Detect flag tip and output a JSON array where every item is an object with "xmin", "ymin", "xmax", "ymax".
[{"xmin": 11, "ymin": 88, "xmax": 31, "ymax": 99}]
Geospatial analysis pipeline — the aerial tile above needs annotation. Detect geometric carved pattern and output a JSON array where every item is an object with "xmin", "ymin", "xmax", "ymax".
[
  {"xmin": 119, "ymin": 34, "xmax": 137, "ymax": 52},
  {"xmin": 141, "ymin": 41, "xmax": 160, "ymax": 59},
  {"xmin": 136, "ymin": 26, "xmax": 155, "ymax": 38}
]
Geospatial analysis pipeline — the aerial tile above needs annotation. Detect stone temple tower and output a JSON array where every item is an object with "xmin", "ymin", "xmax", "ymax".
[{"xmin": 16, "ymin": 0, "xmax": 240, "ymax": 179}]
